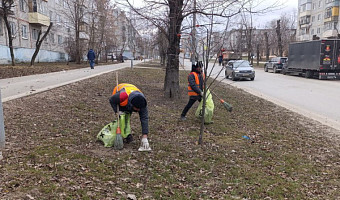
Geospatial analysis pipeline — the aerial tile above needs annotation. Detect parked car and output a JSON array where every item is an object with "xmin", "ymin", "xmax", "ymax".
[
  {"xmin": 264, "ymin": 57, "xmax": 288, "ymax": 73},
  {"xmin": 123, "ymin": 56, "xmax": 134, "ymax": 60},
  {"xmin": 225, "ymin": 60, "xmax": 255, "ymax": 81}
]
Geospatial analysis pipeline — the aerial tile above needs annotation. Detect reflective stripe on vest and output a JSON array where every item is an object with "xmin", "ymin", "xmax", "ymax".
[
  {"xmin": 187, "ymin": 72, "xmax": 204, "ymax": 96},
  {"xmin": 112, "ymin": 83, "xmax": 142, "ymax": 107}
]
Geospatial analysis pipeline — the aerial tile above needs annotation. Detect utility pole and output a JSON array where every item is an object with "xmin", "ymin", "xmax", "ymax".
[
  {"xmin": 191, "ymin": 0, "xmax": 197, "ymax": 65},
  {"xmin": 0, "ymin": 90, "xmax": 5, "ymax": 160}
]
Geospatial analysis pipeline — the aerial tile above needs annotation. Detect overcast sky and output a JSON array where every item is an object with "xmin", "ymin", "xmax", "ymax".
[
  {"xmin": 252, "ymin": 0, "xmax": 298, "ymax": 27},
  {"xmin": 119, "ymin": 0, "xmax": 298, "ymax": 29}
]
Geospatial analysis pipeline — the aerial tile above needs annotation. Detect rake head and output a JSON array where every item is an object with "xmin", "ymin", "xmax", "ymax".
[{"xmin": 220, "ymin": 99, "xmax": 232, "ymax": 112}]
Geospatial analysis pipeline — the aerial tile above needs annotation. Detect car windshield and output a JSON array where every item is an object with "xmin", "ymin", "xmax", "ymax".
[
  {"xmin": 233, "ymin": 61, "xmax": 250, "ymax": 68},
  {"xmin": 280, "ymin": 58, "xmax": 287, "ymax": 63}
]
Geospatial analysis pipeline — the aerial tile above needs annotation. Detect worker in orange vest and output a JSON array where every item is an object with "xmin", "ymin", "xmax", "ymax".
[
  {"xmin": 109, "ymin": 83, "xmax": 151, "ymax": 151},
  {"xmin": 180, "ymin": 62, "xmax": 204, "ymax": 121}
]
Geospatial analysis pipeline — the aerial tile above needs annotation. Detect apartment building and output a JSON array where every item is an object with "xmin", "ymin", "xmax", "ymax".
[
  {"xmin": 297, "ymin": 0, "xmax": 340, "ymax": 41},
  {"xmin": 108, "ymin": 8, "xmax": 142, "ymax": 59},
  {"xmin": 0, "ymin": 0, "xmax": 75, "ymax": 63}
]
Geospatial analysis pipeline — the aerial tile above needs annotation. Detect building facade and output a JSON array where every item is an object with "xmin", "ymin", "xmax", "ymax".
[
  {"xmin": 0, "ymin": 0, "xmax": 141, "ymax": 64},
  {"xmin": 0, "ymin": 0, "xmax": 73, "ymax": 64},
  {"xmin": 297, "ymin": 0, "xmax": 340, "ymax": 41}
]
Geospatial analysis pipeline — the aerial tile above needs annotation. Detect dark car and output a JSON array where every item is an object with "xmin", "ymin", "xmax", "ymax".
[
  {"xmin": 264, "ymin": 57, "xmax": 288, "ymax": 73},
  {"xmin": 225, "ymin": 60, "xmax": 255, "ymax": 81}
]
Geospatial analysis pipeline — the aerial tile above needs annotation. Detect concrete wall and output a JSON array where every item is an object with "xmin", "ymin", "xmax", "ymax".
[{"xmin": 0, "ymin": 44, "xmax": 69, "ymax": 64}]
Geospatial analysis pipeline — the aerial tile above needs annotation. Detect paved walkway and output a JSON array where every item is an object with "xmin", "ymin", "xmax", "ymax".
[{"xmin": 0, "ymin": 61, "xmax": 146, "ymax": 102}]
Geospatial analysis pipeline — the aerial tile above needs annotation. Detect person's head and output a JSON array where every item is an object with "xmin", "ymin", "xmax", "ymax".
[
  {"xmin": 131, "ymin": 94, "xmax": 147, "ymax": 112},
  {"xmin": 191, "ymin": 63, "xmax": 202, "ymax": 73}
]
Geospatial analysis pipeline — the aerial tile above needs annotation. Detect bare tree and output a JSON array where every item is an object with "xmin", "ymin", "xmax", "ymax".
[
  {"xmin": 62, "ymin": 0, "xmax": 88, "ymax": 64},
  {"xmin": 276, "ymin": 19, "xmax": 283, "ymax": 57},
  {"xmin": 31, "ymin": 23, "xmax": 53, "ymax": 66},
  {"xmin": 156, "ymin": 28, "xmax": 168, "ymax": 66},
  {"xmin": 266, "ymin": 12, "xmax": 297, "ymax": 56},
  {"xmin": 2, "ymin": 0, "xmax": 16, "ymax": 66},
  {"xmin": 264, "ymin": 31, "xmax": 269, "ymax": 60}
]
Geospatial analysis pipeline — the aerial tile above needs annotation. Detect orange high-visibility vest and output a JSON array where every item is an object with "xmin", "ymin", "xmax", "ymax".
[
  {"xmin": 112, "ymin": 83, "xmax": 142, "ymax": 107},
  {"xmin": 187, "ymin": 72, "xmax": 205, "ymax": 96}
]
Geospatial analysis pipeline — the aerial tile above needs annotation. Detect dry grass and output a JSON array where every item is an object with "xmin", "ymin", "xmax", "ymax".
[{"xmin": 0, "ymin": 61, "xmax": 339, "ymax": 199}]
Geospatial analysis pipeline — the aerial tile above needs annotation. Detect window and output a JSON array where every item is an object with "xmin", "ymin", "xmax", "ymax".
[
  {"xmin": 19, "ymin": 0, "xmax": 25, "ymax": 12},
  {"xmin": 0, "ymin": 17, "xmax": 3, "ymax": 36},
  {"xmin": 311, "ymin": 29, "xmax": 314, "ymax": 35},
  {"xmin": 312, "ymin": 16, "xmax": 315, "ymax": 22},
  {"xmin": 21, "ymin": 25, "xmax": 28, "ymax": 39},
  {"xmin": 56, "ymin": 14, "xmax": 61, "ymax": 23},
  {"xmin": 319, "ymin": 1, "xmax": 322, "ymax": 8},
  {"xmin": 50, "ymin": 33, "xmax": 55, "ymax": 43},
  {"xmin": 318, "ymin": 14, "xmax": 321, "ymax": 21},
  {"xmin": 32, "ymin": 28, "xmax": 40, "ymax": 40},
  {"xmin": 325, "ymin": 7, "xmax": 332, "ymax": 18},
  {"xmin": 313, "ymin": 3, "xmax": 316, "ymax": 9},
  {"xmin": 49, "ymin": 11, "xmax": 53, "ymax": 21},
  {"xmin": 317, "ymin": 27, "xmax": 321, "ymax": 33},
  {"xmin": 58, "ymin": 35, "xmax": 62, "ymax": 44},
  {"xmin": 9, "ymin": 22, "xmax": 16, "ymax": 37}
]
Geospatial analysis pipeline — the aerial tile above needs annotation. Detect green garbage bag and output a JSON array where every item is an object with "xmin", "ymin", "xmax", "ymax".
[
  {"xmin": 97, "ymin": 113, "xmax": 131, "ymax": 147},
  {"xmin": 195, "ymin": 89, "xmax": 214, "ymax": 123}
]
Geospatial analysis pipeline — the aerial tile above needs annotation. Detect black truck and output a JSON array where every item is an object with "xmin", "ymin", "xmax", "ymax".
[{"xmin": 284, "ymin": 39, "xmax": 340, "ymax": 79}]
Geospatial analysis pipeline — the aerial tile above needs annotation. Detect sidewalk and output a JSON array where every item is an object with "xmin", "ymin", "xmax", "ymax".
[{"xmin": 0, "ymin": 61, "xmax": 144, "ymax": 102}]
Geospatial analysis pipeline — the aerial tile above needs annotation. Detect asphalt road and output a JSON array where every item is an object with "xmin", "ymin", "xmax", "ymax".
[{"xmin": 180, "ymin": 58, "xmax": 340, "ymax": 131}]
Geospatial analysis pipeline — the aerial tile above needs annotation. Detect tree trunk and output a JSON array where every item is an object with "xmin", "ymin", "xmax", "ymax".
[
  {"xmin": 247, "ymin": 28, "xmax": 253, "ymax": 65},
  {"xmin": 31, "ymin": 23, "xmax": 53, "ymax": 66},
  {"xmin": 256, "ymin": 43, "xmax": 260, "ymax": 66},
  {"xmin": 3, "ymin": 12, "xmax": 15, "ymax": 66},
  {"xmin": 276, "ymin": 20, "xmax": 283, "ymax": 57},
  {"xmin": 75, "ymin": 28, "xmax": 81, "ymax": 64},
  {"xmin": 75, "ymin": 1, "xmax": 81, "ymax": 64},
  {"xmin": 264, "ymin": 32, "xmax": 269, "ymax": 61},
  {"xmin": 164, "ymin": 0, "xmax": 183, "ymax": 99}
]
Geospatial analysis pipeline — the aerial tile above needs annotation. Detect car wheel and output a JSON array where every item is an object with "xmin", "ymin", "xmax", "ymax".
[
  {"xmin": 305, "ymin": 70, "xmax": 313, "ymax": 78},
  {"xmin": 231, "ymin": 73, "xmax": 237, "ymax": 81},
  {"xmin": 250, "ymin": 77, "xmax": 254, "ymax": 81},
  {"xmin": 273, "ymin": 66, "xmax": 277, "ymax": 73},
  {"xmin": 264, "ymin": 65, "xmax": 268, "ymax": 72},
  {"xmin": 225, "ymin": 71, "xmax": 228, "ymax": 78}
]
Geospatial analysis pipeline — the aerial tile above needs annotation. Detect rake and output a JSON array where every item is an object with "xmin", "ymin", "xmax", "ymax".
[
  {"xmin": 210, "ymin": 89, "xmax": 233, "ymax": 112},
  {"xmin": 114, "ymin": 72, "xmax": 124, "ymax": 150}
]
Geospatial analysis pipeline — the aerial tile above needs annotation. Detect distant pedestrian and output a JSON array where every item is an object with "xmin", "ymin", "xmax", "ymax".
[
  {"xmin": 87, "ymin": 49, "xmax": 96, "ymax": 69},
  {"xmin": 218, "ymin": 54, "xmax": 223, "ymax": 66},
  {"xmin": 120, "ymin": 54, "xmax": 124, "ymax": 63},
  {"xmin": 111, "ymin": 54, "xmax": 114, "ymax": 62}
]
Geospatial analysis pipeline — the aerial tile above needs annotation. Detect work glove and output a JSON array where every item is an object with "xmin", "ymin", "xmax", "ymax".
[
  {"xmin": 200, "ymin": 91, "xmax": 204, "ymax": 97},
  {"xmin": 138, "ymin": 137, "xmax": 152, "ymax": 152},
  {"xmin": 118, "ymin": 111, "xmax": 125, "ymax": 116}
]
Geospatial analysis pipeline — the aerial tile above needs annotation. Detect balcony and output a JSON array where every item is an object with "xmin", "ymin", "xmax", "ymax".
[
  {"xmin": 299, "ymin": 10, "xmax": 311, "ymax": 17},
  {"xmin": 323, "ymin": 30, "xmax": 338, "ymax": 38},
  {"xmin": 324, "ymin": 16, "xmax": 339, "ymax": 22},
  {"xmin": 28, "ymin": 12, "xmax": 50, "ymax": 26}
]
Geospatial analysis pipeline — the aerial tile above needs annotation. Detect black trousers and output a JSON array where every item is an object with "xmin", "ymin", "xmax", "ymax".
[{"xmin": 181, "ymin": 96, "xmax": 201, "ymax": 117}]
